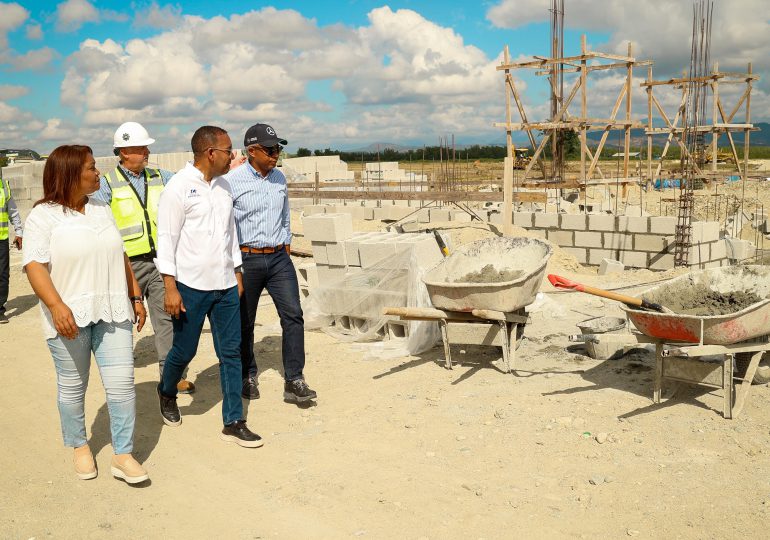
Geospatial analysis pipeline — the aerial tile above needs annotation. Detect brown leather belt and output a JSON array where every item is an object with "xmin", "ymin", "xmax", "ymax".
[{"xmin": 240, "ymin": 244, "xmax": 286, "ymax": 254}]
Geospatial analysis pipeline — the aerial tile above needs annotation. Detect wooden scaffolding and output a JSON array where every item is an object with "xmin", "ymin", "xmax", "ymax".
[{"xmin": 495, "ymin": 35, "xmax": 652, "ymax": 195}]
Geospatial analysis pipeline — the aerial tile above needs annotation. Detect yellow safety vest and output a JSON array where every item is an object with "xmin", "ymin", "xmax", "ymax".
[
  {"xmin": 104, "ymin": 167, "xmax": 164, "ymax": 257},
  {"xmin": 0, "ymin": 178, "xmax": 10, "ymax": 241}
]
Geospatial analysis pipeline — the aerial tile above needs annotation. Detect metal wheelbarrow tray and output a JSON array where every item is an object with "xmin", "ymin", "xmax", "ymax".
[
  {"xmin": 622, "ymin": 265, "xmax": 770, "ymax": 345},
  {"xmin": 422, "ymin": 237, "xmax": 552, "ymax": 312}
]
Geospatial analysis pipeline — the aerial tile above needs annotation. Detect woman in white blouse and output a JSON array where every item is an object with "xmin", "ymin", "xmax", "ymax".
[{"xmin": 24, "ymin": 145, "xmax": 150, "ymax": 484}]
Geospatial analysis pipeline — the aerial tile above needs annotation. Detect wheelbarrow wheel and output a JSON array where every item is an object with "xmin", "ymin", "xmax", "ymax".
[{"xmin": 735, "ymin": 352, "xmax": 770, "ymax": 385}]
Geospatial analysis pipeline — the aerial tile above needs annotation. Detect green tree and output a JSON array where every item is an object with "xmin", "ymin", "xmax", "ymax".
[{"xmin": 296, "ymin": 147, "xmax": 311, "ymax": 157}]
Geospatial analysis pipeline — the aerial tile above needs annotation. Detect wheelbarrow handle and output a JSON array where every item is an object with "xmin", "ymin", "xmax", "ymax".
[{"xmin": 547, "ymin": 274, "xmax": 668, "ymax": 313}]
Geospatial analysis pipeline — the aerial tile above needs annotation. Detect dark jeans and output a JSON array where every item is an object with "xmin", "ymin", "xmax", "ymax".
[
  {"xmin": 160, "ymin": 282, "xmax": 243, "ymax": 425},
  {"xmin": 0, "ymin": 238, "xmax": 7, "ymax": 316},
  {"xmin": 240, "ymin": 250, "xmax": 305, "ymax": 382}
]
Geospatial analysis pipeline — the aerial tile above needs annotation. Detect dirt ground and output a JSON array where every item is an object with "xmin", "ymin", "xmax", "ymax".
[{"xmin": 3, "ymin": 216, "xmax": 770, "ymax": 540}]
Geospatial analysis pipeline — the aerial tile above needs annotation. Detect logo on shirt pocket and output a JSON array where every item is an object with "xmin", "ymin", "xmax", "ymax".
[{"xmin": 188, "ymin": 188, "xmax": 201, "ymax": 199}]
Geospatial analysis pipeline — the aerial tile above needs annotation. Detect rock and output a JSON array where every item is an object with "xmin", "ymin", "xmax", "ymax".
[
  {"xmin": 595, "ymin": 432, "xmax": 609, "ymax": 444},
  {"xmin": 627, "ymin": 529, "xmax": 640, "ymax": 537},
  {"xmin": 589, "ymin": 475, "xmax": 604, "ymax": 485},
  {"xmin": 404, "ymin": 423, "xmax": 416, "ymax": 429},
  {"xmin": 494, "ymin": 409, "xmax": 506, "ymax": 419}
]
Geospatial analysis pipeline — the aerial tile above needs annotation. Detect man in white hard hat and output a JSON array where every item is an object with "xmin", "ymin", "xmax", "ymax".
[{"xmin": 92, "ymin": 121, "xmax": 195, "ymax": 394}]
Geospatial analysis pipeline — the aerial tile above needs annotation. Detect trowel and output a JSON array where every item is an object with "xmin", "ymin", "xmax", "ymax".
[{"xmin": 547, "ymin": 274, "xmax": 674, "ymax": 314}]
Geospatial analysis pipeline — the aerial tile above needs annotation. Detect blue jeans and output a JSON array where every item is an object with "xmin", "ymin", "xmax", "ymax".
[
  {"xmin": 47, "ymin": 320, "xmax": 135, "ymax": 454},
  {"xmin": 160, "ymin": 282, "xmax": 243, "ymax": 425},
  {"xmin": 240, "ymin": 250, "xmax": 305, "ymax": 382}
]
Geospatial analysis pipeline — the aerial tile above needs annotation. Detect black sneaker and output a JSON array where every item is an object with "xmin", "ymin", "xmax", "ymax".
[
  {"xmin": 0, "ymin": 313, "xmax": 7, "ymax": 324},
  {"xmin": 284, "ymin": 379, "xmax": 317, "ymax": 403},
  {"xmin": 157, "ymin": 385, "xmax": 181, "ymax": 426},
  {"xmin": 241, "ymin": 376, "xmax": 260, "ymax": 400},
  {"xmin": 220, "ymin": 420, "xmax": 263, "ymax": 448}
]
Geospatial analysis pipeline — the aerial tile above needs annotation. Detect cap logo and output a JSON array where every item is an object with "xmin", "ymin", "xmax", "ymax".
[
  {"xmin": 266, "ymin": 126, "xmax": 276, "ymax": 136},
  {"xmin": 122, "ymin": 133, "xmax": 130, "ymax": 141}
]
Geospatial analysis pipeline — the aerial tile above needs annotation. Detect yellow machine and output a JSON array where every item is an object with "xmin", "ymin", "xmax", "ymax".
[{"xmin": 513, "ymin": 148, "xmax": 531, "ymax": 169}]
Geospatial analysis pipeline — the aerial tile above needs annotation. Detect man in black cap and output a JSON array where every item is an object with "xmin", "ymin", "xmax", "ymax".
[{"xmin": 225, "ymin": 124, "xmax": 317, "ymax": 404}]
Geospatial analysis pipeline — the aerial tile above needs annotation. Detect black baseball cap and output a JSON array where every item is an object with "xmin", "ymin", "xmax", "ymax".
[{"xmin": 243, "ymin": 123, "xmax": 288, "ymax": 147}]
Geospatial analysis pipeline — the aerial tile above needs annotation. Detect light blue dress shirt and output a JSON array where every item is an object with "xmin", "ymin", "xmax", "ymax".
[{"xmin": 225, "ymin": 162, "xmax": 291, "ymax": 248}]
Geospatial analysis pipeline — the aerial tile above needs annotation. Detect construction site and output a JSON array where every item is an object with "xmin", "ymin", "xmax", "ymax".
[{"xmin": 2, "ymin": 0, "xmax": 770, "ymax": 538}]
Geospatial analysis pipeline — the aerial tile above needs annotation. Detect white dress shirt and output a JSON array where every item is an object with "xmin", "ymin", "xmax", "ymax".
[
  {"xmin": 23, "ymin": 199, "xmax": 134, "ymax": 339},
  {"xmin": 154, "ymin": 162, "xmax": 242, "ymax": 291}
]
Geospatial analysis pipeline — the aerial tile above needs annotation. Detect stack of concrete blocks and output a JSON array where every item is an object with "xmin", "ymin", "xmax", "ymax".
[
  {"xmin": 301, "ymin": 203, "xmax": 475, "ymax": 225},
  {"xmin": 362, "ymin": 162, "xmax": 427, "ymax": 189},
  {"xmin": 1, "ymin": 161, "xmax": 46, "ymax": 229},
  {"xmin": 281, "ymin": 156, "xmax": 354, "ymax": 182},
  {"xmin": 300, "ymin": 212, "xmax": 443, "ymax": 341},
  {"xmin": 507, "ymin": 212, "xmax": 729, "ymax": 270}
]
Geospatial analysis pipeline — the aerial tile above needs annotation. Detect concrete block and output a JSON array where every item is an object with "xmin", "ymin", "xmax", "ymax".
[
  {"xmin": 311, "ymin": 241, "xmax": 328, "ymax": 264},
  {"xmin": 512, "ymin": 212, "xmax": 534, "ymax": 228},
  {"xmin": 316, "ymin": 264, "xmax": 348, "ymax": 284},
  {"xmin": 296, "ymin": 263, "xmax": 319, "ymax": 289},
  {"xmin": 302, "ymin": 205, "xmax": 327, "ymax": 216},
  {"xmin": 429, "ymin": 208, "xmax": 451, "ymax": 222},
  {"xmin": 528, "ymin": 229, "xmax": 547, "ymax": 240},
  {"xmin": 559, "ymin": 214, "xmax": 587, "ymax": 231},
  {"xmin": 692, "ymin": 221, "xmax": 720, "ymax": 243},
  {"xmin": 383, "ymin": 207, "xmax": 414, "ymax": 221},
  {"xmin": 649, "ymin": 253, "xmax": 675, "ymax": 271},
  {"xmin": 574, "ymin": 231, "xmax": 603, "ymax": 248},
  {"xmin": 620, "ymin": 251, "xmax": 648, "ymax": 269},
  {"xmin": 372, "ymin": 208, "xmax": 389, "ymax": 221},
  {"xmin": 343, "ymin": 232, "xmax": 375, "ymax": 267},
  {"xmin": 617, "ymin": 216, "xmax": 649, "ymax": 233},
  {"xmin": 488, "ymin": 212, "xmax": 503, "ymax": 225},
  {"xmin": 649, "ymin": 216, "xmax": 676, "ymax": 235},
  {"xmin": 534, "ymin": 212, "xmax": 559, "ymax": 229},
  {"xmin": 359, "ymin": 236, "xmax": 398, "ymax": 268},
  {"xmin": 546, "ymin": 230, "xmax": 574, "ymax": 246},
  {"xmin": 710, "ymin": 239, "xmax": 727, "ymax": 260},
  {"xmin": 396, "ymin": 234, "xmax": 443, "ymax": 269},
  {"xmin": 588, "ymin": 249, "xmax": 616, "ymax": 265},
  {"xmin": 687, "ymin": 244, "xmax": 709, "ymax": 265},
  {"xmin": 562, "ymin": 247, "xmax": 587, "ymax": 265},
  {"xmin": 603, "ymin": 233, "xmax": 633, "ymax": 250},
  {"xmin": 451, "ymin": 211, "xmax": 472, "ymax": 223},
  {"xmin": 634, "ymin": 234, "xmax": 671, "ymax": 252},
  {"xmin": 302, "ymin": 213, "xmax": 353, "ymax": 242},
  {"xmin": 415, "ymin": 208, "xmax": 431, "ymax": 223},
  {"xmin": 725, "ymin": 237, "xmax": 755, "ymax": 260},
  {"xmin": 325, "ymin": 241, "xmax": 348, "ymax": 266},
  {"xmin": 588, "ymin": 214, "xmax": 616, "ymax": 232},
  {"xmin": 599, "ymin": 258, "xmax": 625, "ymax": 275}
]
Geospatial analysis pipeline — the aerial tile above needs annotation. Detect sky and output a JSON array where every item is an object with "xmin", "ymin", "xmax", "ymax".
[{"xmin": 0, "ymin": 0, "xmax": 767, "ymax": 156}]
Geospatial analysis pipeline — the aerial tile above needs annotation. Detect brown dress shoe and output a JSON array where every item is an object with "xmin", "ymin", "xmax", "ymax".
[
  {"xmin": 73, "ymin": 445, "xmax": 97, "ymax": 480},
  {"xmin": 111, "ymin": 454, "xmax": 149, "ymax": 484},
  {"xmin": 177, "ymin": 379, "xmax": 196, "ymax": 394}
]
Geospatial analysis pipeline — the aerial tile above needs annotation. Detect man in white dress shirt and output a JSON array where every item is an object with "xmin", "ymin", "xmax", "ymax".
[{"xmin": 154, "ymin": 125, "xmax": 261, "ymax": 448}]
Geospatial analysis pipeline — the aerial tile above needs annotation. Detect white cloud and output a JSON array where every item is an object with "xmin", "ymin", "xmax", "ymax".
[
  {"xmin": 25, "ymin": 23, "xmax": 43, "ymax": 40},
  {"xmin": 132, "ymin": 2, "xmax": 183, "ymax": 29},
  {"xmin": 486, "ymin": 0, "xmax": 769, "ymax": 83},
  {"xmin": 0, "ymin": 2, "xmax": 28, "ymax": 49},
  {"xmin": 0, "ymin": 84, "xmax": 29, "ymax": 100},
  {"xmin": 7, "ymin": 47, "xmax": 56, "ymax": 71},
  {"xmin": 54, "ymin": 0, "xmax": 100, "ymax": 32}
]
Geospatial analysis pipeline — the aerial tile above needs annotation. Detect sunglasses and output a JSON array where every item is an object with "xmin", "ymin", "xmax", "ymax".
[
  {"xmin": 257, "ymin": 145, "xmax": 283, "ymax": 157},
  {"xmin": 208, "ymin": 147, "xmax": 235, "ymax": 157}
]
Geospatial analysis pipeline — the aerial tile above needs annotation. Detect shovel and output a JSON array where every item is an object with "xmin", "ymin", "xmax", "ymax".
[{"xmin": 547, "ymin": 274, "xmax": 674, "ymax": 314}]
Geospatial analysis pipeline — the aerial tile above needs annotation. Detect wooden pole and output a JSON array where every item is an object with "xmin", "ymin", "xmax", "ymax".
[
  {"xmin": 711, "ymin": 61, "xmax": 719, "ymax": 174},
  {"xmin": 504, "ymin": 46, "xmax": 513, "ymax": 159},
  {"xmin": 580, "ymin": 35, "xmax": 587, "ymax": 193},
  {"xmin": 622, "ymin": 42, "xmax": 632, "ymax": 198},
  {"xmin": 503, "ymin": 156, "xmax": 513, "ymax": 236},
  {"xmin": 647, "ymin": 65, "xmax": 653, "ymax": 187}
]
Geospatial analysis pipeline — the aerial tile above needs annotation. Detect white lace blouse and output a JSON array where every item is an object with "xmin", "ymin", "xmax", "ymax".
[{"xmin": 23, "ymin": 198, "xmax": 134, "ymax": 340}]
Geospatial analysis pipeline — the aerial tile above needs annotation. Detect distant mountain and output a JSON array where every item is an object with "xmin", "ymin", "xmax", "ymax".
[{"xmin": 584, "ymin": 122, "xmax": 768, "ymax": 148}]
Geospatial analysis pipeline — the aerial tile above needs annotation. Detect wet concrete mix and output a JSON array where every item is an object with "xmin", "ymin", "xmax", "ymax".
[
  {"xmin": 662, "ymin": 284, "xmax": 763, "ymax": 316},
  {"xmin": 454, "ymin": 264, "xmax": 524, "ymax": 284}
]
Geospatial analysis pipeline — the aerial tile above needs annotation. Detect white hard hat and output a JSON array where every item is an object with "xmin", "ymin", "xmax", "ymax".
[{"xmin": 113, "ymin": 122, "xmax": 155, "ymax": 148}]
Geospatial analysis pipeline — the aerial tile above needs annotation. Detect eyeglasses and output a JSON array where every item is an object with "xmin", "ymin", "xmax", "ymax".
[
  {"xmin": 208, "ymin": 147, "xmax": 234, "ymax": 157},
  {"xmin": 257, "ymin": 145, "xmax": 283, "ymax": 157}
]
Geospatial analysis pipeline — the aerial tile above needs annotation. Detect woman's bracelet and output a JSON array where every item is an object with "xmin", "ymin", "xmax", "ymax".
[{"xmin": 130, "ymin": 296, "xmax": 143, "ymax": 303}]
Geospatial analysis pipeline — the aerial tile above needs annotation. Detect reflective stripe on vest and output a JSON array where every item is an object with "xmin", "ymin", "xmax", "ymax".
[
  {"xmin": 0, "ymin": 179, "xmax": 10, "ymax": 241},
  {"xmin": 104, "ymin": 167, "xmax": 164, "ymax": 257}
]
